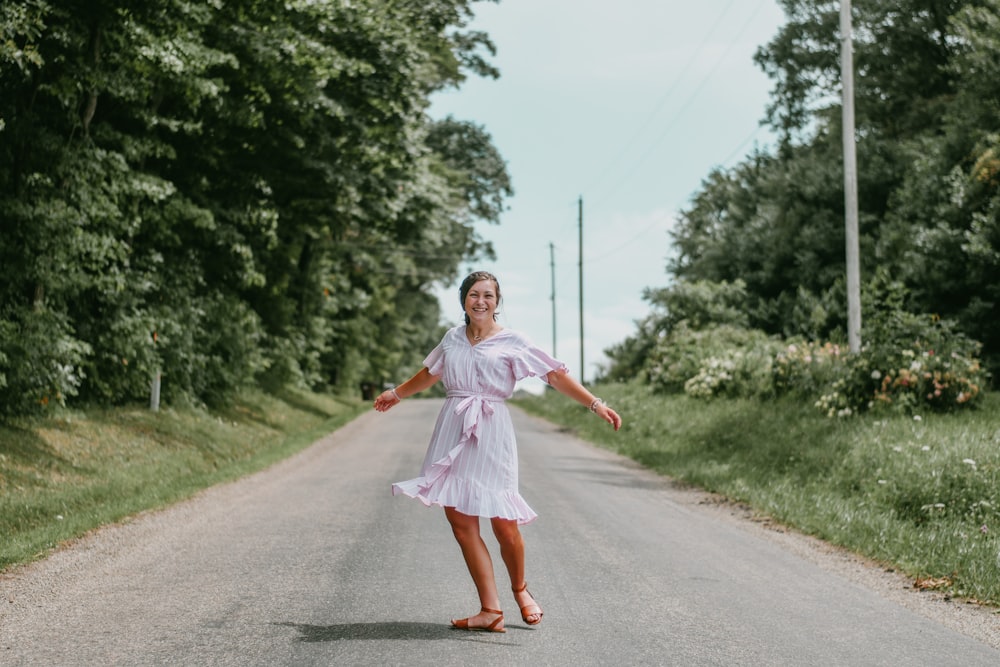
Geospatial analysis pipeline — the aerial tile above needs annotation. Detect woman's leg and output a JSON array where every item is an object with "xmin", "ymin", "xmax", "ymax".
[
  {"xmin": 491, "ymin": 517, "xmax": 542, "ymax": 624},
  {"xmin": 445, "ymin": 507, "xmax": 503, "ymax": 628}
]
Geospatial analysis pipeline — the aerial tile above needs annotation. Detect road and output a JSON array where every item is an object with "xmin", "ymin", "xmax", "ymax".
[{"xmin": 2, "ymin": 399, "xmax": 999, "ymax": 666}]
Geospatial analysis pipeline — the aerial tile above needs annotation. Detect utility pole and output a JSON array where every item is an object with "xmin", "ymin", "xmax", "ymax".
[
  {"xmin": 841, "ymin": 0, "xmax": 862, "ymax": 353},
  {"xmin": 549, "ymin": 242, "xmax": 557, "ymax": 357},
  {"xmin": 578, "ymin": 196, "xmax": 585, "ymax": 383}
]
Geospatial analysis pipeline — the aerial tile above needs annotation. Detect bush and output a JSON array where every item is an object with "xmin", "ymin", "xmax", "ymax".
[
  {"xmin": 773, "ymin": 340, "xmax": 848, "ymax": 397},
  {"xmin": 847, "ymin": 320, "xmax": 985, "ymax": 414},
  {"xmin": 646, "ymin": 323, "xmax": 781, "ymax": 397},
  {"xmin": 0, "ymin": 307, "xmax": 92, "ymax": 416}
]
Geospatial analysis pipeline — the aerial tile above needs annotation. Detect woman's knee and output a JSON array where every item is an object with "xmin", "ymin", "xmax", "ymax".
[
  {"xmin": 491, "ymin": 518, "xmax": 522, "ymax": 547},
  {"xmin": 445, "ymin": 507, "xmax": 481, "ymax": 541}
]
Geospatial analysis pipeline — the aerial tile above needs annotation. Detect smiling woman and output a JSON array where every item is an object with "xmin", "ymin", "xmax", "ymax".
[{"xmin": 372, "ymin": 269, "xmax": 622, "ymax": 633}]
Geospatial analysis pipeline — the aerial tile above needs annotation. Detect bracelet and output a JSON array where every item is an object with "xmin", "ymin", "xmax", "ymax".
[
  {"xmin": 391, "ymin": 388, "xmax": 401, "ymax": 401},
  {"xmin": 589, "ymin": 398, "xmax": 605, "ymax": 412}
]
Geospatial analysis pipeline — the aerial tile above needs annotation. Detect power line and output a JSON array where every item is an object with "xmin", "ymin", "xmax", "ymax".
[
  {"xmin": 591, "ymin": 0, "xmax": 770, "ymax": 205},
  {"xmin": 583, "ymin": 211, "xmax": 673, "ymax": 265},
  {"xmin": 584, "ymin": 0, "xmax": 739, "ymax": 197}
]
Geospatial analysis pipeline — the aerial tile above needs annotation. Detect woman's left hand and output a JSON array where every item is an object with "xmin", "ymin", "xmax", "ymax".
[{"xmin": 595, "ymin": 403, "xmax": 622, "ymax": 431}]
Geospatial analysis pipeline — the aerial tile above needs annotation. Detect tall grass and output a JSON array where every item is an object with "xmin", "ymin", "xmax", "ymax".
[
  {"xmin": 517, "ymin": 384, "xmax": 1000, "ymax": 605},
  {"xmin": 0, "ymin": 390, "xmax": 365, "ymax": 570}
]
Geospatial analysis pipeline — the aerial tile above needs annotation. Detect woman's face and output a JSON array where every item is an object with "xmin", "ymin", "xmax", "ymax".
[{"xmin": 463, "ymin": 279, "xmax": 499, "ymax": 324}]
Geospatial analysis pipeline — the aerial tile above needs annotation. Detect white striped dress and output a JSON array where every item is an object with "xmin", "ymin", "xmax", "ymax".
[{"xmin": 391, "ymin": 325, "xmax": 566, "ymax": 524}]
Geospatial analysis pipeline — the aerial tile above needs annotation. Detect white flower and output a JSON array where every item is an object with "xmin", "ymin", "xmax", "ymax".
[
  {"xmin": 878, "ymin": 479, "xmax": 887, "ymax": 485},
  {"xmin": 921, "ymin": 446, "xmax": 931, "ymax": 451},
  {"xmin": 963, "ymin": 458, "xmax": 977, "ymax": 470},
  {"xmin": 871, "ymin": 370, "xmax": 882, "ymax": 380},
  {"xmin": 913, "ymin": 415, "xmax": 922, "ymax": 421}
]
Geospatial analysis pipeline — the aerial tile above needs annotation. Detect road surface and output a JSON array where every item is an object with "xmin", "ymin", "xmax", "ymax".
[{"xmin": 2, "ymin": 399, "xmax": 998, "ymax": 665}]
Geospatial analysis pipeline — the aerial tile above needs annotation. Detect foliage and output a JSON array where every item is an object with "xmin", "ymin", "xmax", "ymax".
[
  {"xmin": 601, "ymin": 279, "xmax": 751, "ymax": 382},
  {"xmin": 644, "ymin": 323, "xmax": 780, "ymax": 398},
  {"xmin": 0, "ymin": 0, "xmax": 509, "ymax": 416},
  {"xmin": 821, "ymin": 272, "xmax": 988, "ymax": 416},
  {"xmin": 661, "ymin": 0, "xmax": 1000, "ymax": 383},
  {"xmin": 0, "ymin": 307, "xmax": 92, "ymax": 416},
  {"xmin": 608, "ymin": 272, "xmax": 987, "ymax": 416}
]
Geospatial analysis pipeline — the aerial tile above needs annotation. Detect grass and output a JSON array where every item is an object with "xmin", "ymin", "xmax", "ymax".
[
  {"xmin": 0, "ymin": 389, "xmax": 366, "ymax": 571},
  {"xmin": 516, "ymin": 383, "xmax": 1000, "ymax": 606}
]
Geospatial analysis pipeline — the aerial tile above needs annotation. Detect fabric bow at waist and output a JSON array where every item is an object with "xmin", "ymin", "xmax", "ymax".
[{"xmin": 448, "ymin": 390, "xmax": 505, "ymax": 443}]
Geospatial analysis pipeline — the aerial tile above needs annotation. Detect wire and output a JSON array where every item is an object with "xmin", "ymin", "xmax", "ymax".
[
  {"xmin": 583, "ymin": 211, "xmax": 673, "ymax": 265},
  {"xmin": 584, "ymin": 0, "xmax": 739, "ymax": 197},
  {"xmin": 588, "ymin": 0, "xmax": 771, "ymax": 204}
]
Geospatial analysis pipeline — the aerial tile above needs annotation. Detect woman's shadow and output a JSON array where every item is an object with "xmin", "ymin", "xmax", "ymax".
[{"xmin": 275, "ymin": 621, "xmax": 525, "ymax": 643}]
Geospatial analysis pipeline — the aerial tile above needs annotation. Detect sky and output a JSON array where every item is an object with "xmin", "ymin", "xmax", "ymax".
[{"xmin": 429, "ymin": 0, "xmax": 787, "ymax": 389}]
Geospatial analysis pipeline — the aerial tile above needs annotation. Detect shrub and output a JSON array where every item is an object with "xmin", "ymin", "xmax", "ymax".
[
  {"xmin": 773, "ymin": 340, "xmax": 848, "ymax": 397},
  {"xmin": 646, "ymin": 323, "xmax": 781, "ymax": 397},
  {"xmin": 683, "ymin": 343, "xmax": 780, "ymax": 399},
  {"xmin": 0, "ymin": 307, "xmax": 92, "ymax": 416}
]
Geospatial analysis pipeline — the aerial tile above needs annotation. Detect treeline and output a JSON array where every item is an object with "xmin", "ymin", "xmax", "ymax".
[
  {"xmin": 0, "ymin": 0, "xmax": 511, "ymax": 415},
  {"xmin": 607, "ymin": 0, "xmax": 1000, "ymax": 395}
]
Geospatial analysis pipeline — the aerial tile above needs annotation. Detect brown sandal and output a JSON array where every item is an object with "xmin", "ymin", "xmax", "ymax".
[
  {"xmin": 451, "ymin": 607, "xmax": 506, "ymax": 633},
  {"xmin": 512, "ymin": 582, "xmax": 543, "ymax": 625}
]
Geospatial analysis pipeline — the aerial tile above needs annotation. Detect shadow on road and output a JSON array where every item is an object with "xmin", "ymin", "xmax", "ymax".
[{"xmin": 275, "ymin": 621, "xmax": 526, "ymax": 643}]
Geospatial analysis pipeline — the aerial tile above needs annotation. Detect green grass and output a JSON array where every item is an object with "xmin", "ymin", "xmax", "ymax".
[
  {"xmin": 516, "ymin": 384, "xmax": 1000, "ymax": 606},
  {"xmin": 0, "ymin": 389, "xmax": 366, "ymax": 570}
]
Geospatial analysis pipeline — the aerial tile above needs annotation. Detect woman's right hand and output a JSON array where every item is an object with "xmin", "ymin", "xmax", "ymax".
[{"xmin": 373, "ymin": 389, "xmax": 401, "ymax": 412}]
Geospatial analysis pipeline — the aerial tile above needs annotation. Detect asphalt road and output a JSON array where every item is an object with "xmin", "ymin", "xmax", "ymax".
[{"xmin": 2, "ymin": 399, "xmax": 999, "ymax": 666}]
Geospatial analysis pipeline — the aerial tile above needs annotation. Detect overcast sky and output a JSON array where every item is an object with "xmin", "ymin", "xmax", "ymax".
[{"xmin": 429, "ymin": 0, "xmax": 787, "ymax": 389}]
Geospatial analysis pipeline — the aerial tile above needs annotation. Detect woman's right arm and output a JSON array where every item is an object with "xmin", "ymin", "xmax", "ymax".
[{"xmin": 373, "ymin": 367, "xmax": 441, "ymax": 412}]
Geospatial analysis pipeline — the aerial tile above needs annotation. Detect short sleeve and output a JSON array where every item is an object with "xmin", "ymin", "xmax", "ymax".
[
  {"xmin": 510, "ymin": 333, "xmax": 568, "ymax": 383},
  {"xmin": 423, "ymin": 336, "xmax": 447, "ymax": 376}
]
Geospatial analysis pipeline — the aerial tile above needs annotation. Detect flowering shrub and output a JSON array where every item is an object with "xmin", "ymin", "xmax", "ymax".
[
  {"xmin": 859, "ymin": 342, "xmax": 984, "ymax": 413},
  {"xmin": 636, "ymin": 274, "xmax": 987, "ymax": 416},
  {"xmin": 684, "ymin": 356, "xmax": 737, "ymax": 398},
  {"xmin": 683, "ymin": 345, "xmax": 781, "ymax": 399},
  {"xmin": 645, "ymin": 323, "xmax": 780, "ymax": 396},
  {"xmin": 773, "ymin": 340, "xmax": 847, "ymax": 397}
]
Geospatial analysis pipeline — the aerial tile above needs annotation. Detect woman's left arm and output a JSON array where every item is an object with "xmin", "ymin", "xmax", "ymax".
[{"xmin": 545, "ymin": 369, "xmax": 622, "ymax": 431}]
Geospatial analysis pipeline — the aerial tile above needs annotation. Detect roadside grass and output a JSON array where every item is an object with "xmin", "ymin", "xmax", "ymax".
[
  {"xmin": 0, "ymin": 389, "xmax": 365, "ymax": 571},
  {"xmin": 516, "ymin": 384, "xmax": 1000, "ymax": 606}
]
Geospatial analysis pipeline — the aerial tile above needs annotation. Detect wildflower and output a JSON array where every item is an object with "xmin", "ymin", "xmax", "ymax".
[
  {"xmin": 871, "ymin": 370, "xmax": 882, "ymax": 380},
  {"xmin": 921, "ymin": 446, "xmax": 930, "ymax": 452},
  {"xmin": 913, "ymin": 415, "xmax": 922, "ymax": 421},
  {"xmin": 981, "ymin": 525, "xmax": 988, "ymax": 535},
  {"xmin": 878, "ymin": 479, "xmax": 887, "ymax": 485}
]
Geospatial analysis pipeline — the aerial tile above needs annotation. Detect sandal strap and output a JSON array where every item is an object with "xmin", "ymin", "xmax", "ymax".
[{"xmin": 480, "ymin": 607, "xmax": 503, "ymax": 616}]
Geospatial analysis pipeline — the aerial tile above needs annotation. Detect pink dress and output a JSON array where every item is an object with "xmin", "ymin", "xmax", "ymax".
[{"xmin": 391, "ymin": 325, "xmax": 567, "ymax": 525}]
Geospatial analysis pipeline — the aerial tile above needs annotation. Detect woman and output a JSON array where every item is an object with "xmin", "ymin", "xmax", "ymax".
[{"xmin": 373, "ymin": 271, "xmax": 622, "ymax": 632}]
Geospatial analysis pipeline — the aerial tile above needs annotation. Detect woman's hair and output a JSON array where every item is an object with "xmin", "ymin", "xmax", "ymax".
[{"xmin": 459, "ymin": 271, "xmax": 501, "ymax": 324}]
